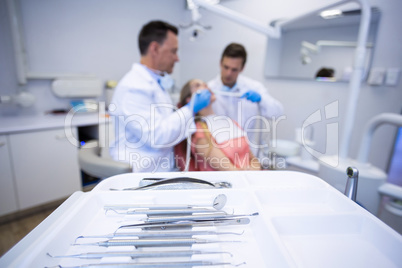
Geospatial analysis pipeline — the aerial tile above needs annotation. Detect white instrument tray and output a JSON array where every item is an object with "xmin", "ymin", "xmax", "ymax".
[{"xmin": 1, "ymin": 171, "xmax": 401, "ymax": 268}]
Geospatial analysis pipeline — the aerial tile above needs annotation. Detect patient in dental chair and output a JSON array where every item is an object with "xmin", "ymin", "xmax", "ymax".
[{"xmin": 175, "ymin": 79, "xmax": 261, "ymax": 171}]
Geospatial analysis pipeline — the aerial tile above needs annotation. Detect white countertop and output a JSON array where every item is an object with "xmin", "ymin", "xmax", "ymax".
[{"xmin": 0, "ymin": 112, "xmax": 108, "ymax": 134}]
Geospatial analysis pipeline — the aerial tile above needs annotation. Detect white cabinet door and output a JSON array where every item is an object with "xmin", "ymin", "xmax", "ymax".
[
  {"xmin": 9, "ymin": 128, "xmax": 81, "ymax": 210},
  {"xmin": 0, "ymin": 135, "xmax": 19, "ymax": 216}
]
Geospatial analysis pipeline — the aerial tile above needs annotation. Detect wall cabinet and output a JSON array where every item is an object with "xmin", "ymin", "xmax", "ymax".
[{"xmin": 0, "ymin": 127, "xmax": 81, "ymax": 216}]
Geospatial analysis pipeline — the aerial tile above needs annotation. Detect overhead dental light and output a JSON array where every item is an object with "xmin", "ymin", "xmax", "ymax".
[
  {"xmin": 181, "ymin": 0, "xmax": 217, "ymax": 41},
  {"xmin": 185, "ymin": 0, "xmax": 281, "ymax": 39}
]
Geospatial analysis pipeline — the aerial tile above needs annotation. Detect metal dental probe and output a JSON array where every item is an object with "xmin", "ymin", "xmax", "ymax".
[
  {"xmin": 106, "ymin": 208, "xmax": 228, "ymax": 215},
  {"xmin": 45, "ymin": 261, "xmax": 247, "ymax": 267},
  {"xmin": 109, "ymin": 177, "xmax": 232, "ymax": 191},
  {"xmin": 72, "ymin": 237, "xmax": 241, "ymax": 247},
  {"xmin": 145, "ymin": 212, "xmax": 259, "ymax": 222},
  {"xmin": 74, "ymin": 230, "xmax": 244, "ymax": 241},
  {"xmin": 105, "ymin": 193, "xmax": 227, "ymax": 212},
  {"xmin": 47, "ymin": 250, "xmax": 233, "ymax": 259},
  {"xmin": 118, "ymin": 218, "xmax": 250, "ymax": 230}
]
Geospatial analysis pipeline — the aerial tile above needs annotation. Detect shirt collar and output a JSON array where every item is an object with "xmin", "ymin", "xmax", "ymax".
[{"xmin": 142, "ymin": 64, "xmax": 163, "ymax": 81}]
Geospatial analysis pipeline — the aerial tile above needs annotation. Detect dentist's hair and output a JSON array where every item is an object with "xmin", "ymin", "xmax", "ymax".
[
  {"xmin": 138, "ymin": 20, "xmax": 178, "ymax": 55},
  {"xmin": 221, "ymin": 43, "xmax": 247, "ymax": 67}
]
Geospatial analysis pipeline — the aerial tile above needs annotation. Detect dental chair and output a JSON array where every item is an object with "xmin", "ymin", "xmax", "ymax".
[{"xmin": 78, "ymin": 140, "xmax": 131, "ymax": 179}]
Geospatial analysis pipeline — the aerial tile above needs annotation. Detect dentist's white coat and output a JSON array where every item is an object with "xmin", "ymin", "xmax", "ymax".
[
  {"xmin": 208, "ymin": 74, "xmax": 284, "ymax": 155},
  {"xmin": 109, "ymin": 63, "xmax": 194, "ymax": 172}
]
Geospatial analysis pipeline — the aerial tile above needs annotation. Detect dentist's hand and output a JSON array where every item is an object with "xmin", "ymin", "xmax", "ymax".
[
  {"xmin": 192, "ymin": 89, "xmax": 211, "ymax": 113},
  {"xmin": 241, "ymin": 90, "xmax": 261, "ymax": 103}
]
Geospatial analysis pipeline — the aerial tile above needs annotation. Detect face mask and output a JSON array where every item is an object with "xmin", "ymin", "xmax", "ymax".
[{"xmin": 159, "ymin": 73, "xmax": 174, "ymax": 91}]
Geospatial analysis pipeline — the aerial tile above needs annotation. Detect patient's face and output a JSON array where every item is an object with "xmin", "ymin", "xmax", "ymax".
[{"xmin": 190, "ymin": 79, "xmax": 216, "ymax": 103}]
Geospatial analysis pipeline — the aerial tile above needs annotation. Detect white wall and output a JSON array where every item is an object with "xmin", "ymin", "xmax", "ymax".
[
  {"xmin": 181, "ymin": 0, "xmax": 402, "ymax": 172},
  {"xmin": 1, "ymin": 0, "xmax": 401, "ymax": 173}
]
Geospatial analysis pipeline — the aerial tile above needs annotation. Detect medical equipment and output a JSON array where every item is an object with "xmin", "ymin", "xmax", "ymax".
[
  {"xmin": 47, "ymin": 250, "xmax": 232, "ymax": 259},
  {"xmin": 78, "ymin": 140, "xmax": 131, "ymax": 179},
  {"xmin": 181, "ymin": 0, "xmax": 213, "ymax": 41},
  {"xmin": 2, "ymin": 171, "xmax": 401, "ymax": 267},
  {"xmin": 45, "ymin": 261, "xmax": 246, "ymax": 267},
  {"xmin": 320, "ymin": 113, "xmax": 402, "ymax": 215},
  {"xmin": 192, "ymin": 0, "xmax": 281, "ymax": 38},
  {"xmin": 73, "ymin": 237, "xmax": 241, "ymax": 247},
  {"xmin": 344, "ymin": 167, "xmax": 359, "ymax": 202},
  {"xmin": 145, "ymin": 212, "xmax": 258, "ymax": 222},
  {"xmin": 105, "ymin": 193, "xmax": 228, "ymax": 212},
  {"xmin": 118, "ymin": 218, "xmax": 251, "ymax": 230},
  {"xmin": 110, "ymin": 177, "xmax": 232, "ymax": 190},
  {"xmin": 75, "ymin": 230, "xmax": 243, "ymax": 240}
]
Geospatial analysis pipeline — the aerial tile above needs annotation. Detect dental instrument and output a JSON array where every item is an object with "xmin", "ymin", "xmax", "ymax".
[
  {"xmin": 104, "ymin": 194, "xmax": 227, "ymax": 212},
  {"xmin": 73, "ymin": 237, "xmax": 241, "ymax": 247},
  {"xmin": 118, "ymin": 218, "xmax": 250, "ymax": 230},
  {"xmin": 109, "ymin": 177, "xmax": 231, "ymax": 191},
  {"xmin": 144, "ymin": 212, "xmax": 258, "ymax": 223},
  {"xmin": 45, "ymin": 261, "xmax": 246, "ymax": 267},
  {"xmin": 106, "ymin": 208, "xmax": 227, "ymax": 216},
  {"xmin": 47, "ymin": 250, "xmax": 232, "ymax": 259},
  {"xmin": 344, "ymin": 167, "xmax": 359, "ymax": 202},
  {"xmin": 75, "ymin": 230, "xmax": 243, "ymax": 240},
  {"xmin": 320, "ymin": 113, "xmax": 402, "ymax": 215}
]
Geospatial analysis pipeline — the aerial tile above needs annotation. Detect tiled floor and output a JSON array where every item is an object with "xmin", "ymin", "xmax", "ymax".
[
  {"xmin": 0, "ymin": 184, "xmax": 97, "ymax": 257},
  {"xmin": 0, "ymin": 207, "xmax": 55, "ymax": 257}
]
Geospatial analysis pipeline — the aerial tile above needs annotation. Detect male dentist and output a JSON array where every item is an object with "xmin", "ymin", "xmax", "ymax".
[
  {"xmin": 110, "ymin": 20, "xmax": 211, "ymax": 172},
  {"xmin": 208, "ymin": 43, "xmax": 284, "ymax": 156}
]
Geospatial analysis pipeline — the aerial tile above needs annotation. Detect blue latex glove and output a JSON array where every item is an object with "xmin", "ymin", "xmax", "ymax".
[
  {"xmin": 192, "ymin": 89, "xmax": 211, "ymax": 113},
  {"xmin": 241, "ymin": 90, "xmax": 261, "ymax": 103}
]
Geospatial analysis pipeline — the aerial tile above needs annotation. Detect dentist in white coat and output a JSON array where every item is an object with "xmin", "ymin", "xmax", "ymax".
[
  {"xmin": 110, "ymin": 20, "xmax": 211, "ymax": 172},
  {"xmin": 208, "ymin": 43, "xmax": 284, "ymax": 156}
]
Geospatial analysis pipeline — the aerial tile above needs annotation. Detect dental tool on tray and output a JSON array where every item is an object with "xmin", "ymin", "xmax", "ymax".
[
  {"xmin": 45, "ymin": 260, "xmax": 246, "ymax": 267},
  {"xmin": 104, "ymin": 193, "xmax": 228, "ymax": 213},
  {"xmin": 144, "ymin": 212, "xmax": 258, "ymax": 222},
  {"xmin": 117, "ymin": 217, "xmax": 251, "ymax": 230},
  {"xmin": 73, "ymin": 237, "xmax": 241, "ymax": 247},
  {"xmin": 75, "ymin": 230, "xmax": 244, "ymax": 241},
  {"xmin": 47, "ymin": 250, "xmax": 233, "ymax": 259},
  {"xmin": 110, "ymin": 177, "xmax": 232, "ymax": 191}
]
